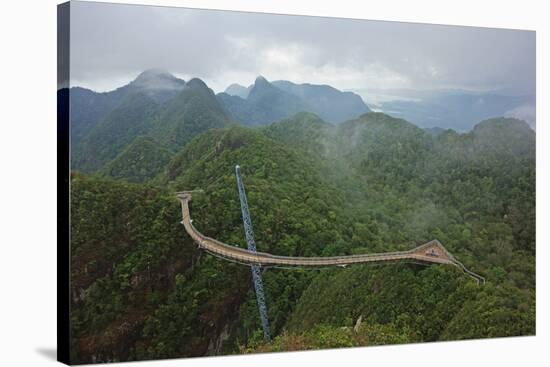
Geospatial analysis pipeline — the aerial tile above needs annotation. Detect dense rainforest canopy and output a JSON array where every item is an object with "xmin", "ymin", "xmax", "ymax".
[{"xmin": 66, "ymin": 73, "xmax": 535, "ymax": 364}]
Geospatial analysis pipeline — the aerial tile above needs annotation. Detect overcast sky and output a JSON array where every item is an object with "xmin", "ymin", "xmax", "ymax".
[{"xmin": 69, "ymin": 1, "xmax": 535, "ymax": 96}]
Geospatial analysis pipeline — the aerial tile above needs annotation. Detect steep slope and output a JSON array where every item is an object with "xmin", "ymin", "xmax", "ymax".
[
  {"xmin": 68, "ymin": 87, "xmax": 127, "ymax": 147},
  {"xmin": 218, "ymin": 76, "xmax": 311, "ymax": 125},
  {"xmin": 335, "ymin": 113, "xmax": 433, "ymax": 188},
  {"xmin": 220, "ymin": 78, "xmax": 370, "ymax": 125},
  {"xmin": 69, "ymin": 174, "xmax": 203, "ymax": 362},
  {"xmin": 216, "ymin": 93, "xmax": 250, "ymax": 124},
  {"xmin": 262, "ymin": 112, "xmax": 332, "ymax": 156},
  {"xmin": 125, "ymin": 68, "xmax": 186, "ymax": 103},
  {"xmin": 69, "ymin": 69, "xmax": 186, "ymax": 149},
  {"xmin": 100, "ymin": 136, "xmax": 173, "ymax": 183},
  {"xmin": 72, "ymin": 92, "xmax": 160, "ymax": 172},
  {"xmin": 149, "ymin": 78, "xmax": 231, "ymax": 151},
  {"xmin": 72, "ymin": 76, "xmax": 230, "ymax": 173},
  {"xmin": 272, "ymin": 80, "xmax": 370, "ymax": 123},
  {"xmin": 224, "ymin": 83, "xmax": 251, "ymax": 99}
]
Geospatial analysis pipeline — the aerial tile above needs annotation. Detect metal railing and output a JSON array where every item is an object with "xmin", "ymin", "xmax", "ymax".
[{"xmin": 177, "ymin": 192, "xmax": 484, "ymax": 283}]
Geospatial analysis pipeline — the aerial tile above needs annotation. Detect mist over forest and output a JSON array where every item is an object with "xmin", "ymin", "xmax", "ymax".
[{"xmin": 65, "ymin": 69, "xmax": 535, "ymax": 363}]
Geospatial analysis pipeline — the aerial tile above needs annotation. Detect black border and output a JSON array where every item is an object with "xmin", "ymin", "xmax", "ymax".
[{"xmin": 57, "ymin": 2, "xmax": 71, "ymax": 365}]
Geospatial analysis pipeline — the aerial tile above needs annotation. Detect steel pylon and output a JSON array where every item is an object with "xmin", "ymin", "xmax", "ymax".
[{"xmin": 235, "ymin": 165, "xmax": 271, "ymax": 342}]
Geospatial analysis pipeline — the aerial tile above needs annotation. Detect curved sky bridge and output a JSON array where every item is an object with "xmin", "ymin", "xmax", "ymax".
[{"xmin": 176, "ymin": 191, "xmax": 485, "ymax": 284}]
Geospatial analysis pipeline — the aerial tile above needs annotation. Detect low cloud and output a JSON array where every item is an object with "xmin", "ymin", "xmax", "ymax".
[
  {"xmin": 505, "ymin": 103, "xmax": 536, "ymax": 129},
  {"xmin": 69, "ymin": 2, "xmax": 535, "ymax": 97}
]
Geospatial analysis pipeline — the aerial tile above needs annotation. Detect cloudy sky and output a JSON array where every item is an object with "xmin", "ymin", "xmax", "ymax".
[{"xmin": 70, "ymin": 1, "xmax": 535, "ymax": 96}]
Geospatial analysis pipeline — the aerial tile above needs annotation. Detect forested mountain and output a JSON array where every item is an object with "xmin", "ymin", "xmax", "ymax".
[
  {"xmin": 272, "ymin": 80, "xmax": 370, "ymax": 123},
  {"xmin": 68, "ymin": 69, "xmax": 186, "ymax": 147},
  {"xmin": 72, "ymin": 92, "xmax": 161, "ymax": 172},
  {"xmin": 251, "ymin": 114, "xmax": 535, "ymax": 350},
  {"xmin": 218, "ymin": 76, "xmax": 310, "ymax": 125},
  {"xmin": 262, "ymin": 112, "xmax": 333, "ymax": 156},
  {"xmin": 68, "ymin": 87, "xmax": 127, "ymax": 147},
  {"xmin": 149, "ymin": 78, "xmax": 230, "ymax": 151},
  {"xmin": 71, "ymin": 74, "xmax": 230, "ymax": 173},
  {"xmin": 70, "ymin": 71, "xmax": 368, "ymax": 175},
  {"xmin": 218, "ymin": 76, "xmax": 370, "ymax": 125},
  {"xmin": 69, "ymin": 99, "xmax": 535, "ymax": 363},
  {"xmin": 99, "ymin": 136, "xmax": 173, "ymax": 183},
  {"xmin": 126, "ymin": 69, "xmax": 187, "ymax": 103},
  {"xmin": 224, "ymin": 83, "xmax": 251, "ymax": 99},
  {"xmin": 364, "ymin": 88, "xmax": 535, "ymax": 131}
]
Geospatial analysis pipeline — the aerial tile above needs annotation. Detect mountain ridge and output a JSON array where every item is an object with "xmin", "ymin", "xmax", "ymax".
[
  {"xmin": 219, "ymin": 76, "xmax": 370, "ymax": 125},
  {"xmin": 71, "ymin": 73, "xmax": 231, "ymax": 172}
]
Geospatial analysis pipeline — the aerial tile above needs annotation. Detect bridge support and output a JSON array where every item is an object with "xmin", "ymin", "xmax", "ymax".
[{"xmin": 235, "ymin": 165, "xmax": 271, "ymax": 342}]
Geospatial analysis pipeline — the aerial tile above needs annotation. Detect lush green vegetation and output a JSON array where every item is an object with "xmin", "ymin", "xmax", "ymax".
[
  {"xmin": 99, "ymin": 136, "xmax": 173, "ymax": 183},
  {"xmin": 69, "ymin": 81, "xmax": 535, "ymax": 363},
  {"xmin": 71, "ymin": 77, "xmax": 229, "ymax": 173},
  {"xmin": 219, "ymin": 77, "xmax": 370, "ymax": 125},
  {"xmin": 271, "ymin": 80, "xmax": 370, "ymax": 123},
  {"xmin": 218, "ymin": 76, "xmax": 311, "ymax": 126}
]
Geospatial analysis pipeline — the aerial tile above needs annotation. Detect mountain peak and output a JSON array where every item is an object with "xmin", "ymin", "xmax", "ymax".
[
  {"xmin": 186, "ymin": 77, "xmax": 209, "ymax": 89},
  {"xmin": 271, "ymin": 80, "xmax": 370, "ymax": 123},
  {"xmin": 185, "ymin": 78, "xmax": 218, "ymax": 99},
  {"xmin": 134, "ymin": 68, "xmax": 173, "ymax": 82},
  {"xmin": 248, "ymin": 76, "xmax": 276, "ymax": 98},
  {"xmin": 135, "ymin": 68, "xmax": 171, "ymax": 78},
  {"xmin": 254, "ymin": 75, "xmax": 270, "ymax": 87},
  {"xmin": 131, "ymin": 69, "xmax": 185, "ymax": 91}
]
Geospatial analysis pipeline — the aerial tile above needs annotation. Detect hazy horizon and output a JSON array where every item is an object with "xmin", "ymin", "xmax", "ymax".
[{"xmin": 66, "ymin": 1, "xmax": 536, "ymax": 129}]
